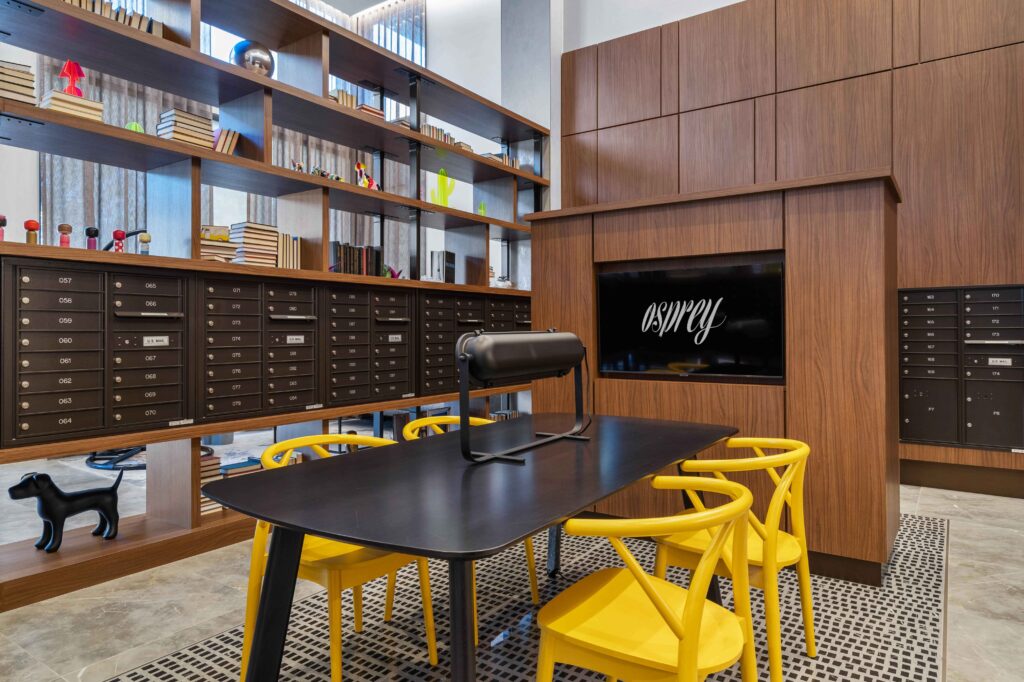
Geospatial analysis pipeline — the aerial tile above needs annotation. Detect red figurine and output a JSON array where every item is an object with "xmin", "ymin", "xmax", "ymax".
[
  {"xmin": 57, "ymin": 223, "xmax": 72, "ymax": 248},
  {"xmin": 0, "ymin": 215, "xmax": 6, "ymax": 242},
  {"xmin": 24, "ymin": 220, "xmax": 40, "ymax": 245},
  {"xmin": 59, "ymin": 60, "xmax": 85, "ymax": 98},
  {"xmin": 112, "ymin": 229, "xmax": 126, "ymax": 252},
  {"xmin": 85, "ymin": 226, "xmax": 99, "ymax": 250}
]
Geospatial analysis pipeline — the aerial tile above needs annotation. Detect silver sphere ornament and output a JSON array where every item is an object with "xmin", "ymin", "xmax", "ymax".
[{"xmin": 230, "ymin": 40, "xmax": 275, "ymax": 77}]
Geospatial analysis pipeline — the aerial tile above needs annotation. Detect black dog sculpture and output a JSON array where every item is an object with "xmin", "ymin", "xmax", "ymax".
[{"xmin": 8, "ymin": 471, "xmax": 123, "ymax": 552}]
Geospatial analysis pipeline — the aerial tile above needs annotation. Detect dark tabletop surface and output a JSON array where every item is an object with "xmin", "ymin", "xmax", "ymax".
[{"xmin": 203, "ymin": 413, "xmax": 736, "ymax": 560}]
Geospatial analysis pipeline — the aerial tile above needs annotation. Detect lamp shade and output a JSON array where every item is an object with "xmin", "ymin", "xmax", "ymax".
[{"xmin": 457, "ymin": 331, "xmax": 585, "ymax": 386}]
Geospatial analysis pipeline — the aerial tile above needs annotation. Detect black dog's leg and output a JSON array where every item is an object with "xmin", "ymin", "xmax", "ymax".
[
  {"xmin": 104, "ymin": 509, "xmax": 119, "ymax": 540},
  {"xmin": 44, "ymin": 517, "xmax": 65, "ymax": 553},
  {"xmin": 35, "ymin": 520, "xmax": 52, "ymax": 550},
  {"xmin": 92, "ymin": 512, "xmax": 108, "ymax": 537}
]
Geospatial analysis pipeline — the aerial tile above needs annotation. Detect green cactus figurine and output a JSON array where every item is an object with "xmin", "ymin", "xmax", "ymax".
[
  {"xmin": 478, "ymin": 201, "xmax": 487, "ymax": 216},
  {"xmin": 430, "ymin": 168, "xmax": 456, "ymax": 207},
  {"xmin": 125, "ymin": 122, "xmax": 144, "ymax": 133}
]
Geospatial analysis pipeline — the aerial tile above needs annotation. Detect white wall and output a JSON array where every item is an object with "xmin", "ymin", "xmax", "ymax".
[
  {"xmin": 0, "ymin": 44, "xmax": 40, "ymax": 241},
  {"xmin": 562, "ymin": 0, "xmax": 742, "ymax": 51}
]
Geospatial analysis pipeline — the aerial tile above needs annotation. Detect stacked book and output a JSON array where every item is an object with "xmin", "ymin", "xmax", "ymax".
[
  {"xmin": 0, "ymin": 60, "xmax": 35, "ymax": 105},
  {"xmin": 63, "ymin": 1, "xmax": 165, "ymax": 38},
  {"xmin": 421, "ymin": 123, "xmax": 457, "ymax": 145},
  {"xmin": 157, "ymin": 108, "xmax": 215, "ymax": 149},
  {"xmin": 489, "ymin": 409, "xmax": 521, "ymax": 422},
  {"xmin": 357, "ymin": 103, "xmax": 385, "ymax": 119},
  {"xmin": 40, "ymin": 90, "xmax": 104, "ymax": 122},
  {"xmin": 331, "ymin": 242, "xmax": 382, "ymax": 276},
  {"xmin": 330, "ymin": 89, "xmax": 358, "ymax": 110},
  {"xmin": 277, "ymin": 232, "xmax": 301, "ymax": 270},
  {"xmin": 199, "ymin": 225, "xmax": 236, "ymax": 262},
  {"xmin": 230, "ymin": 222, "xmax": 280, "ymax": 267},
  {"xmin": 483, "ymin": 152, "xmax": 521, "ymax": 169},
  {"xmin": 199, "ymin": 453, "xmax": 223, "ymax": 515},
  {"xmin": 221, "ymin": 457, "xmax": 262, "ymax": 479},
  {"xmin": 214, "ymin": 128, "xmax": 240, "ymax": 155}
]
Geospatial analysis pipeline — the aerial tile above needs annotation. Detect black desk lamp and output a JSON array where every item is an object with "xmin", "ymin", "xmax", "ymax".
[{"xmin": 456, "ymin": 330, "xmax": 589, "ymax": 464}]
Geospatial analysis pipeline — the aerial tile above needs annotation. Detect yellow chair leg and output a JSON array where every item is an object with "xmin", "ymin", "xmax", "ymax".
[
  {"xmin": 471, "ymin": 561, "xmax": 479, "ymax": 647},
  {"xmin": 524, "ymin": 536, "xmax": 540, "ymax": 604},
  {"xmin": 327, "ymin": 572, "xmax": 343, "ymax": 682},
  {"xmin": 416, "ymin": 558, "xmax": 439, "ymax": 666},
  {"xmin": 384, "ymin": 571, "xmax": 397, "ymax": 622},
  {"xmin": 762, "ymin": 567, "xmax": 784, "ymax": 682},
  {"xmin": 653, "ymin": 545, "xmax": 668, "ymax": 580},
  {"xmin": 796, "ymin": 553, "xmax": 818, "ymax": 657},
  {"xmin": 353, "ymin": 584, "xmax": 363, "ymax": 633},
  {"xmin": 536, "ymin": 631, "xmax": 556, "ymax": 682}
]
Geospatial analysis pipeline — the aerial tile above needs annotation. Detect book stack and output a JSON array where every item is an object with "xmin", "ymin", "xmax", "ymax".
[
  {"xmin": 199, "ymin": 225, "xmax": 236, "ymax": 262},
  {"xmin": 214, "ymin": 128, "xmax": 240, "ymax": 155},
  {"xmin": 421, "ymin": 123, "xmax": 456, "ymax": 145},
  {"xmin": 40, "ymin": 90, "xmax": 104, "ymax": 122},
  {"xmin": 483, "ymin": 152, "xmax": 521, "ymax": 169},
  {"xmin": 63, "ymin": 1, "xmax": 165, "ymax": 38},
  {"xmin": 0, "ymin": 61, "xmax": 35, "ymax": 105},
  {"xmin": 357, "ymin": 103, "xmax": 385, "ymax": 119},
  {"xmin": 221, "ymin": 457, "xmax": 262, "ymax": 479},
  {"xmin": 392, "ymin": 116, "xmax": 411, "ymax": 130},
  {"xmin": 488, "ymin": 409, "xmax": 521, "ymax": 422},
  {"xmin": 230, "ymin": 222, "xmax": 280, "ymax": 267},
  {"xmin": 199, "ymin": 453, "xmax": 223, "ymax": 515},
  {"xmin": 157, "ymin": 109, "xmax": 215, "ymax": 149},
  {"xmin": 277, "ymin": 231, "xmax": 301, "ymax": 270},
  {"xmin": 331, "ymin": 242, "xmax": 382, "ymax": 276},
  {"xmin": 455, "ymin": 141, "xmax": 474, "ymax": 153},
  {"xmin": 330, "ymin": 89, "xmax": 358, "ymax": 110}
]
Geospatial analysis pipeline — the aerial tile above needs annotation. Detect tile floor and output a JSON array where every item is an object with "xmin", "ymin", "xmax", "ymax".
[{"xmin": 0, "ymin": 485, "xmax": 1020, "ymax": 681}]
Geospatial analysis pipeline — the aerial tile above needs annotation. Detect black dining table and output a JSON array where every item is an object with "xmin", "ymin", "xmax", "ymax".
[{"xmin": 202, "ymin": 412, "xmax": 736, "ymax": 681}]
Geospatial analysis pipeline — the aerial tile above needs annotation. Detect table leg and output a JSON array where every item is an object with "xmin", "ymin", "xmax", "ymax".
[
  {"xmin": 547, "ymin": 524, "xmax": 562, "ymax": 576},
  {"xmin": 449, "ymin": 559, "xmax": 476, "ymax": 681},
  {"xmin": 245, "ymin": 527, "xmax": 304, "ymax": 682}
]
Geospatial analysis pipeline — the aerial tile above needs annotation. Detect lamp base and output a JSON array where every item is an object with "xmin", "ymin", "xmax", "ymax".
[
  {"xmin": 535, "ymin": 432, "xmax": 591, "ymax": 441},
  {"xmin": 467, "ymin": 451, "xmax": 527, "ymax": 464}
]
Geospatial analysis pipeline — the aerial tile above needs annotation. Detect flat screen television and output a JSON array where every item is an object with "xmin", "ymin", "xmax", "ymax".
[{"xmin": 597, "ymin": 253, "xmax": 784, "ymax": 382}]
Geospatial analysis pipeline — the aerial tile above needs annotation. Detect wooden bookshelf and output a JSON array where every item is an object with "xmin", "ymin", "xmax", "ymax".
[{"xmin": 0, "ymin": 0, "xmax": 546, "ymax": 609}]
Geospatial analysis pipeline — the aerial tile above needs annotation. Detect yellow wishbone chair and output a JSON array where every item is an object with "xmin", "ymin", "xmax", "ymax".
[
  {"xmin": 536, "ymin": 476, "xmax": 757, "ymax": 682},
  {"xmin": 402, "ymin": 416, "xmax": 541, "ymax": 646},
  {"xmin": 239, "ymin": 434, "xmax": 438, "ymax": 682},
  {"xmin": 653, "ymin": 437, "xmax": 814, "ymax": 682}
]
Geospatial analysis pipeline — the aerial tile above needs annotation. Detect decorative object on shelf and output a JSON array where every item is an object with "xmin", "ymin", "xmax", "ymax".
[
  {"xmin": 112, "ymin": 228, "xmax": 126, "ymax": 252},
  {"xmin": 7, "ymin": 470, "xmax": 123, "ymax": 553},
  {"xmin": 494, "ymin": 275, "xmax": 513, "ymax": 289},
  {"xmin": 310, "ymin": 165, "xmax": 343, "ymax": 182},
  {"xmin": 482, "ymin": 151, "xmax": 520, "ymax": 169},
  {"xmin": 291, "ymin": 159, "xmax": 305, "ymax": 173},
  {"xmin": 214, "ymin": 128, "xmax": 240, "ymax": 155},
  {"xmin": 57, "ymin": 222, "xmax": 72, "ymax": 247},
  {"xmin": 124, "ymin": 121, "xmax": 144, "ymax": 133},
  {"xmin": 0, "ymin": 214, "xmax": 5, "ymax": 241},
  {"xmin": 199, "ymin": 225, "xmax": 235, "ymax": 262},
  {"xmin": 478, "ymin": 201, "xmax": 487, "ymax": 216},
  {"xmin": 157, "ymin": 109, "xmax": 214, "ymax": 149},
  {"xmin": 138, "ymin": 231, "xmax": 151, "ymax": 256},
  {"xmin": 85, "ymin": 226, "xmax": 99, "ymax": 250},
  {"xmin": 430, "ymin": 168, "xmax": 455, "ymax": 207},
  {"xmin": 429, "ymin": 250, "xmax": 456, "ymax": 283},
  {"xmin": 59, "ymin": 59, "xmax": 84, "ymax": 97},
  {"xmin": 386, "ymin": 264, "xmax": 403, "ymax": 279},
  {"xmin": 0, "ymin": 59, "xmax": 35, "ymax": 105},
  {"xmin": 355, "ymin": 162, "xmax": 380, "ymax": 191},
  {"xmin": 43, "ymin": 61, "xmax": 103, "ymax": 122},
  {"xmin": 229, "ymin": 39, "xmax": 275, "ymax": 77},
  {"xmin": 357, "ymin": 103, "xmax": 385, "ymax": 119},
  {"xmin": 24, "ymin": 219, "xmax": 39, "ymax": 245}
]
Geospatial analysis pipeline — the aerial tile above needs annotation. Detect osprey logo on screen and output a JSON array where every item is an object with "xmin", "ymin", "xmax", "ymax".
[{"xmin": 641, "ymin": 298, "xmax": 726, "ymax": 345}]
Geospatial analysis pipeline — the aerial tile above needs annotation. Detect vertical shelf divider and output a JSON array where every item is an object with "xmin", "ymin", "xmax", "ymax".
[
  {"xmin": 148, "ymin": 0, "xmax": 199, "ymax": 49},
  {"xmin": 220, "ymin": 89, "xmax": 273, "ymax": 164},
  {"xmin": 278, "ymin": 187, "xmax": 330, "ymax": 271},
  {"xmin": 146, "ymin": 438, "xmax": 199, "ymax": 529},
  {"xmin": 146, "ymin": 157, "xmax": 200, "ymax": 259},
  {"xmin": 277, "ymin": 31, "xmax": 330, "ymax": 97}
]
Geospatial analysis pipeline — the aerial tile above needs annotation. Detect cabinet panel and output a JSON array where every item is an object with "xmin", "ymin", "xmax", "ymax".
[
  {"xmin": 679, "ymin": 100, "xmax": 754, "ymax": 194},
  {"xmin": 920, "ymin": 0, "xmax": 1024, "ymax": 62},
  {"xmin": 561, "ymin": 132, "xmax": 598, "ymax": 209},
  {"xmin": 964, "ymin": 381, "xmax": 1024, "ymax": 448},
  {"xmin": 901, "ymin": 378, "xmax": 959, "ymax": 443},
  {"xmin": 893, "ymin": 0, "xmax": 920, "ymax": 67},
  {"xmin": 597, "ymin": 27, "xmax": 661, "ymax": 128},
  {"xmin": 598, "ymin": 116, "xmax": 679, "ymax": 203},
  {"xmin": 561, "ymin": 46, "xmax": 597, "ymax": 135}
]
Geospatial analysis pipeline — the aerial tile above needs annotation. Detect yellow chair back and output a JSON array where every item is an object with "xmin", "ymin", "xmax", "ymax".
[
  {"xmin": 402, "ymin": 415, "xmax": 494, "ymax": 441},
  {"xmin": 565, "ymin": 476, "xmax": 755, "ymax": 677}
]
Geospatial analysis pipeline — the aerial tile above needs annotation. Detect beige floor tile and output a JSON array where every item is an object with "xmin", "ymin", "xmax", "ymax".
[
  {"xmin": 917, "ymin": 487, "xmax": 1024, "ymax": 532},
  {"xmin": 900, "ymin": 484, "xmax": 921, "ymax": 515},
  {"xmin": 948, "ymin": 517, "xmax": 1024, "ymax": 569},
  {"xmin": 0, "ymin": 633, "xmax": 62, "ymax": 681}
]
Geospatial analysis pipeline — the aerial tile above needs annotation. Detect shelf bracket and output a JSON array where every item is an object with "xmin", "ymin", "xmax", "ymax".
[{"xmin": 2, "ymin": 0, "xmax": 43, "ymax": 18}]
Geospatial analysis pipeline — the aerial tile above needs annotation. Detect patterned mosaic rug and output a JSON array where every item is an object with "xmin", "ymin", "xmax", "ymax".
[{"xmin": 111, "ymin": 514, "xmax": 946, "ymax": 681}]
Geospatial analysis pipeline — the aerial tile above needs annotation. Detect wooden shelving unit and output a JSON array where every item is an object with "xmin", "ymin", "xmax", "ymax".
[{"xmin": 0, "ymin": 0, "xmax": 547, "ymax": 611}]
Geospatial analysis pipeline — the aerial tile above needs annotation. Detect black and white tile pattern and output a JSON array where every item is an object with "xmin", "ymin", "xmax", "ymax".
[{"xmin": 111, "ymin": 514, "xmax": 946, "ymax": 681}]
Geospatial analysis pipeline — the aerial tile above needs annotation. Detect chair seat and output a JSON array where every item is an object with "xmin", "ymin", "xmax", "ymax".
[
  {"xmin": 659, "ymin": 522, "xmax": 803, "ymax": 568},
  {"xmin": 538, "ymin": 568, "xmax": 745, "ymax": 675},
  {"xmin": 268, "ymin": 535, "xmax": 413, "ymax": 576}
]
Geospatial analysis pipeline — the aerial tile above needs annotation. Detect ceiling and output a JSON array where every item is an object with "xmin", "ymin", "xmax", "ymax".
[{"xmin": 321, "ymin": 0, "xmax": 386, "ymax": 16}]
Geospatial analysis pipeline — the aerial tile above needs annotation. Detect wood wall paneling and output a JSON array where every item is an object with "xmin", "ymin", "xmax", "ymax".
[
  {"xmin": 754, "ymin": 95, "xmax": 776, "ymax": 183},
  {"xmin": 776, "ymin": 71, "xmax": 892, "ymax": 181},
  {"xmin": 593, "ymin": 192, "xmax": 782, "ymax": 263},
  {"xmin": 920, "ymin": 0, "xmax": 1024, "ymax": 62},
  {"xmin": 561, "ymin": 46, "xmax": 597, "ymax": 135},
  {"xmin": 661, "ymin": 22, "xmax": 680, "ymax": 115},
  {"xmin": 776, "ymin": 0, "xmax": 892, "ymax": 91},
  {"xmin": 597, "ymin": 27, "xmax": 662, "ymax": 128},
  {"xmin": 893, "ymin": 0, "xmax": 921, "ymax": 67},
  {"xmin": 277, "ymin": 188, "xmax": 329, "ymax": 271},
  {"xmin": 677, "ymin": 0, "xmax": 775, "ymax": 111},
  {"xmin": 530, "ymin": 216, "xmax": 595, "ymax": 413},
  {"xmin": 597, "ymin": 116, "xmax": 679, "ymax": 204},
  {"xmin": 679, "ymin": 99, "xmax": 754, "ymax": 194},
  {"xmin": 900, "ymin": 442, "xmax": 1024, "ymax": 472},
  {"xmin": 784, "ymin": 180, "xmax": 898, "ymax": 563},
  {"xmin": 594, "ymin": 380, "xmax": 785, "ymax": 519},
  {"xmin": 561, "ymin": 131, "xmax": 598, "ymax": 208},
  {"xmin": 145, "ymin": 439, "xmax": 197, "ymax": 529},
  {"xmin": 894, "ymin": 44, "xmax": 1024, "ymax": 287}
]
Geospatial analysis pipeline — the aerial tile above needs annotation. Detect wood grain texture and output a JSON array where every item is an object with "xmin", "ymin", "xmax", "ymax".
[
  {"xmin": 597, "ymin": 116, "xmax": 679, "ymax": 203},
  {"xmin": 784, "ymin": 180, "xmax": 899, "ymax": 563},
  {"xmin": 530, "ymin": 216, "xmax": 595, "ymax": 413},
  {"xmin": 593, "ymin": 380, "xmax": 785, "ymax": 519},
  {"xmin": 277, "ymin": 188, "xmax": 329, "ymax": 272},
  {"xmin": 218, "ymin": 89, "xmax": 272, "ymax": 163},
  {"xmin": 777, "ymin": 71, "xmax": 892, "ymax": 181},
  {"xmin": 146, "ymin": 0, "xmax": 196, "ymax": 48},
  {"xmin": 920, "ymin": 0, "xmax": 1024, "ymax": 62},
  {"xmin": 661, "ymin": 22, "xmax": 679, "ymax": 115},
  {"xmin": 145, "ymin": 439, "xmax": 196, "ymax": 529},
  {"xmin": 597, "ymin": 27, "xmax": 662, "ymax": 128},
  {"xmin": 754, "ymin": 95, "xmax": 776, "ymax": 183},
  {"xmin": 900, "ymin": 442, "xmax": 1024, "ymax": 471},
  {"xmin": 145, "ymin": 158, "xmax": 197, "ymax": 260},
  {"xmin": 894, "ymin": 44, "xmax": 1024, "ymax": 288},
  {"xmin": 679, "ymin": 99, "xmax": 755, "ymax": 194},
  {"xmin": 276, "ymin": 30, "xmax": 329, "ymax": 97},
  {"xmin": 678, "ymin": 0, "xmax": 775, "ymax": 111},
  {"xmin": 776, "ymin": 0, "xmax": 892, "ymax": 91},
  {"xmin": 561, "ymin": 131, "xmax": 599, "ymax": 208},
  {"xmin": 561, "ymin": 46, "xmax": 597, "ymax": 135},
  {"xmin": 593, "ymin": 192, "xmax": 782, "ymax": 263},
  {"xmin": 893, "ymin": 0, "xmax": 921, "ymax": 67}
]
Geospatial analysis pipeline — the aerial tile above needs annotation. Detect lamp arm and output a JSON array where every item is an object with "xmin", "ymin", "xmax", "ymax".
[{"xmin": 102, "ymin": 229, "xmax": 147, "ymax": 251}]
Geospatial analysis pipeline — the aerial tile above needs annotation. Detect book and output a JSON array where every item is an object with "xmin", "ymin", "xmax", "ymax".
[
  {"xmin": 160, "ymin": 108, "xmax": 213, "ymax": 127},
  {"xmin": 230, "ymin": 222, "xmax": 280, "ymax": 266},
  {"xmin": 214, "ymin": 128, "xmax": 240, "ymax": 155},
  {"xmin": 357, "ymin": 103, "xmax": 384, "ymax": 118},
  {"xmin": 40, "ymin": 90, "xmax": 104, "ymax": 121},
  {"xmin": 149, "ymin": 19, "xmax": 164, "ymax": 38}
]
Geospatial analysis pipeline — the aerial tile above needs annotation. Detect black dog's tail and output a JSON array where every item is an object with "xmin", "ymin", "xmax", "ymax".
[{"xmin": 112, "ymin": 470, "xmax": 124, "ymax": 490}]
